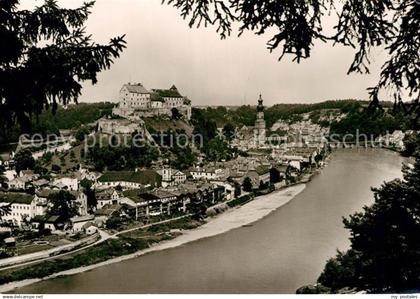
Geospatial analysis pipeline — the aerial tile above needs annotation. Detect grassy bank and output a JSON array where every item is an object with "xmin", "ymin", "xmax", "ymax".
[{"xmin": 0, "ymin": 217, "xmax": 203, "ymax": 285}]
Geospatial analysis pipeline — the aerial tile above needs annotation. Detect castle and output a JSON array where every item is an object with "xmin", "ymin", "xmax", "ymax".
[{"xmin": 112, "ymin": 83, "xmax": 192, "ymax": 120}]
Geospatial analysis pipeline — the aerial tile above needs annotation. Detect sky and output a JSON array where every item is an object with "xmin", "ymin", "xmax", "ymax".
[{"xmin": 22, "ymin": 0, "xmax": 390, "ymax": 106}]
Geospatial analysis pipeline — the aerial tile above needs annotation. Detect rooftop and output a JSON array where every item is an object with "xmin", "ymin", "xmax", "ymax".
[
  {"xmin": 70, "ymin": 215, "xmax": 95, "ymax": 223},
  {"xmin": 256, "ymin": 165, "xmax": 271, "ymax": 175},
  {"xmin": 99, "ymin": 170, "xmax": 161, "ymax": 186},
  {"xmin": 152, "ymin": 85, "xmax": 183, "ymax": 98},
  {"xmin": 123, "ymin": 83, "xmax": 150, "ymax": 94},
  {"xmin": 95, "ymin": 204, "xmax": 121, "ymax": 216}
]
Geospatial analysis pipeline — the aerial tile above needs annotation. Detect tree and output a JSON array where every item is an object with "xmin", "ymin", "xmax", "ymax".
[
  {"xmin": 0, "ymin": 165, "xmax": 5, "ymax": 188},
  {"xmin": 0, "ymin": 203, "xmax": 12, "ymax": 222},
  {"xmin": 269, "ymin": 167, "xmax": 281, "ymax": 184},
  {"xmin": 87, "ymin": 142, "xmax": 159, "ymax": 172},
  {"xmin": 33, "ymin": 162, "xmax": 48, "ymax": 176},
  {"xmin": 105, "ymin": 215, "xmax": 123, "ymax": 230},
  {"xmin": 317, "ymin": 158, "xmax": 420, "ymax": 293},
  {"xmin": 74, "ymin": 126, "xmax": 91, "ymax": 142},
  {"xmin": 0, "ymin": 176, "xmax": 5, "ymax": 189},
  {"xmin": 242, "ymin": 176, "xmax": 253, "ymax": 192},
  {"xmin": 164, "ymin": 0, "xmax": 419, "ymax": 114},
  {"xmin": 172, "ymin": 146, "xmax": 197, "ymax": 170},
  {"xmin": 47, "ymin": 190, "xmax": 79, "ymax": 220},
  {"xmin": 81, "ymin": 179, "xmax": 97, "ymax": 211},
  {"xmin": 191, "ymin": 109, "xmax": 217, "ymax": 146},
  {"xmin": 259, "ymin": 180, "xmax": 268, "ymax": 190},
  {"xmin": 51, "ymin": 164, "xmax": 61, "ymax": 173},
  {"xmin": 234, "ymin": 182, "xmax": 241, "ymax": 198},
  {"xmin": 0, "ymin": 0, "xmax": 126, "ymax": 133},
  {"xmin": 402, "ymin": 132, "xmax": 420, "ymax": 157},
  {"xmin": 204, "ymin": 138, "xmax": 232, "ymax": 162},
  {"xmin": 14, "ymin": 149, "xmax": 35, "ymax": 173},
  {"xmin": 171, "ymin": 107, "xmax": 182, "ymax": 120}
]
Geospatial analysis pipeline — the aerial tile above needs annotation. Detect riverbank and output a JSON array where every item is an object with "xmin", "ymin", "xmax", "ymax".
[{"xmin": 0, "ymin": 183, "xmax": 306, "ymax": 293}]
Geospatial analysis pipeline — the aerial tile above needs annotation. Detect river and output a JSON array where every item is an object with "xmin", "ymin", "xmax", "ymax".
[{"xmin": 13, "ymin": 149, "xmax": 407, "ymax": 293}]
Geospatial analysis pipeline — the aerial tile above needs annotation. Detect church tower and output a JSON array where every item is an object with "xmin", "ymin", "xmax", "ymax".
[
  {"xmin": 254, "ymin": 94, "xmax": 266, "ymax": 147},
  {"xmin": 162, "ymin": 164, "xmax": 173, "ymax": 187}
]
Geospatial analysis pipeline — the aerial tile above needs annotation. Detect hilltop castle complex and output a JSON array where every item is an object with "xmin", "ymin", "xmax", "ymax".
[{"xmin": 113, "ymin": 83, "xmax": 192, "ymax": 121}]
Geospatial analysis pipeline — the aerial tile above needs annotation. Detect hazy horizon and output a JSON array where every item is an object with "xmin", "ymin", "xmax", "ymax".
[{"xmin": 23, "ymin": 0, "xmax": 392, "ymax": 106}]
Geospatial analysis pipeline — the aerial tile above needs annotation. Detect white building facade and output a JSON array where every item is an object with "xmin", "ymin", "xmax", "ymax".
[{"xmin": 113, "ymin": 83, "xmax": 192, "ymax": 120}]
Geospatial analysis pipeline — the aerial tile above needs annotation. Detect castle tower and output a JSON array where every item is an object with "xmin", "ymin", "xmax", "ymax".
[{"xmin": 254, "ymin": 94, "xmax": 266, "ymax": 147}]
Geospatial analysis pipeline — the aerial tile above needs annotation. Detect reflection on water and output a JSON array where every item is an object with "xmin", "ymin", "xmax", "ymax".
[{"xmin": 13, "ymin": 149, "xmax": 407, "ymax": 294}]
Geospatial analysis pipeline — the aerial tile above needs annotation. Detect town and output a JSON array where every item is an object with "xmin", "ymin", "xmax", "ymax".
[{"xmin": 0, "ymin": 82, "xmax": 412, "ymax": 273}]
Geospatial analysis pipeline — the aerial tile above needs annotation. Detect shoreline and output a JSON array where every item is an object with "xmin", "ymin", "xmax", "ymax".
[{"xmin": 0, "ymin": 183, "xmax": 307, "ymax": 293}]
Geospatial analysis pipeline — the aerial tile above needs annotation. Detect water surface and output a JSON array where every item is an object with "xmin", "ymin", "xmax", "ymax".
[{"xmin": 14, "ymin": 149, "xmax": 407, "ymax": 293}]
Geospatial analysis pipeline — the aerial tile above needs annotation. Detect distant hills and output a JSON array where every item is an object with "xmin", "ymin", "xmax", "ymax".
[{"xmin": 0, "ymin": 99, "xmax": 397, "ymax": 144}]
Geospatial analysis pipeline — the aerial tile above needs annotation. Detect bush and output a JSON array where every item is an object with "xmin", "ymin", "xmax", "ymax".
[
  {"xmin": 227, "ymin": 194, "xmax": 253, "ymax": 208},
  {"xmin": 51, "ymin": 164, "xmax": 61, "ymax": 172}
]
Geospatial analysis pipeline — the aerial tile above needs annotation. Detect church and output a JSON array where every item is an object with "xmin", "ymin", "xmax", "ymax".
[{"xmin": 233, "ymin": 95, "xmax": 268, "ymax": 150}]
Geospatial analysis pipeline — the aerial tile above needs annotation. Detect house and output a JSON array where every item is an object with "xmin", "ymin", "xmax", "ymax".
[
  {"xmin": 75, "ymin": 168, "xmax": 101, "ymax": 182},
  {"xmin": 0, "ymin": 192, "xmax": 48, "ymax": 227},
  {"xmin": 124, "ymin": 183, "xmax": 226, "ymax": 219},
  {"xmin": 3, "ymin": 170, "xmax": 17, "ymax": 182},
  {"xmin": 19, "ymin": 170, "xmax": 38, "ymax": 181},
  {"xmin": 0, "ymin": 227, "xmax": 12, "ymax": 239},
  {"xmin": 4, "ymin": 237, "xmax": 16, "ymax": 247},
  {"xmin": 212, "ymin": 182, "xmax": 235, "ymax": 200},
  {"xmin": 32, "ymin": 179, "xmax": 50, "ymax": 190},
  {"xmin": 128, "ymin": 188, "xmax": 190, "ymax": 218},
  {"xmin": 255, "ymin": 165, "xmax": 271, "ymax": 184},
  {"xmin": 160, "ymin": 165, "xmax": 187, "ymax": 187},
  {"xmin": 30, "ymin": 215, "xmax": 47, "ymax": 230},
  {"xmin": 83, "ymin": 222, "xmax": 98, "ymax": 235},
  {"xmin": 140, "ymin": 190, "xmax": 178, "ymax": 216},
  {"xmin": 118, "ymin": 83, "xmax": 152, "ymax": 110},
  {"xmin": 0, "ymin": 151, "xmax": 15, "ymax": 170},
  {"xmin": 189, "ymin": 166, "xmax": 225, "ymax": 180},
  {"xmin": 242, "ymin": 170, "xmax": 260, "ymax": 188},
  {"xmin": 94, "ymin": 204, "xmax": 122, "ymax": 226},
  {"xmin": 271, "ymin": 165, "xmax": 289, "ymax": 180},
  {"xmin": 70, "ymin": 215, "xmax": 95, "ymax": 233},
  {"xmin": 96, "ymin": 188, "xmax": 121, "ymax": 209},
  {"xmin": 36, "ymin": 189, "xmax": 88, "ymax": 217},
  {"xmin": 375, "ymin": 130, "xmax": 406, "ymax": 150},
  {"xmin": 172, "ymin": 171, "xmax": 187, "ymax": 184},
  {"xmin": 44, "ymin": 215, "xmax": 65, "ymax": 232},
  {"xmin": 8, "ymin": 177, "xmax": 27, "ymax": 190}
]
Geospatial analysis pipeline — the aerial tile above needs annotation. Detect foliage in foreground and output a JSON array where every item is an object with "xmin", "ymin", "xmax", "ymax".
[
  {"xmin": 0, "ymin": 1, "xmax": 125, "ymax": 133},
  {"xmin": 164, "ymin": 0, "xmax": 419, "ymax": 109}
]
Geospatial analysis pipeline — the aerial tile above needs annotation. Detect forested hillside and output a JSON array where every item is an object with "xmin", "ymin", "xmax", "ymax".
[
  {"xmin": 193, "ymin": 100, "xmax": 379, "ymax": 128},
  {"xmin": 1, "ymin": 103, "xmax": 114, "ymax": 143}
]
